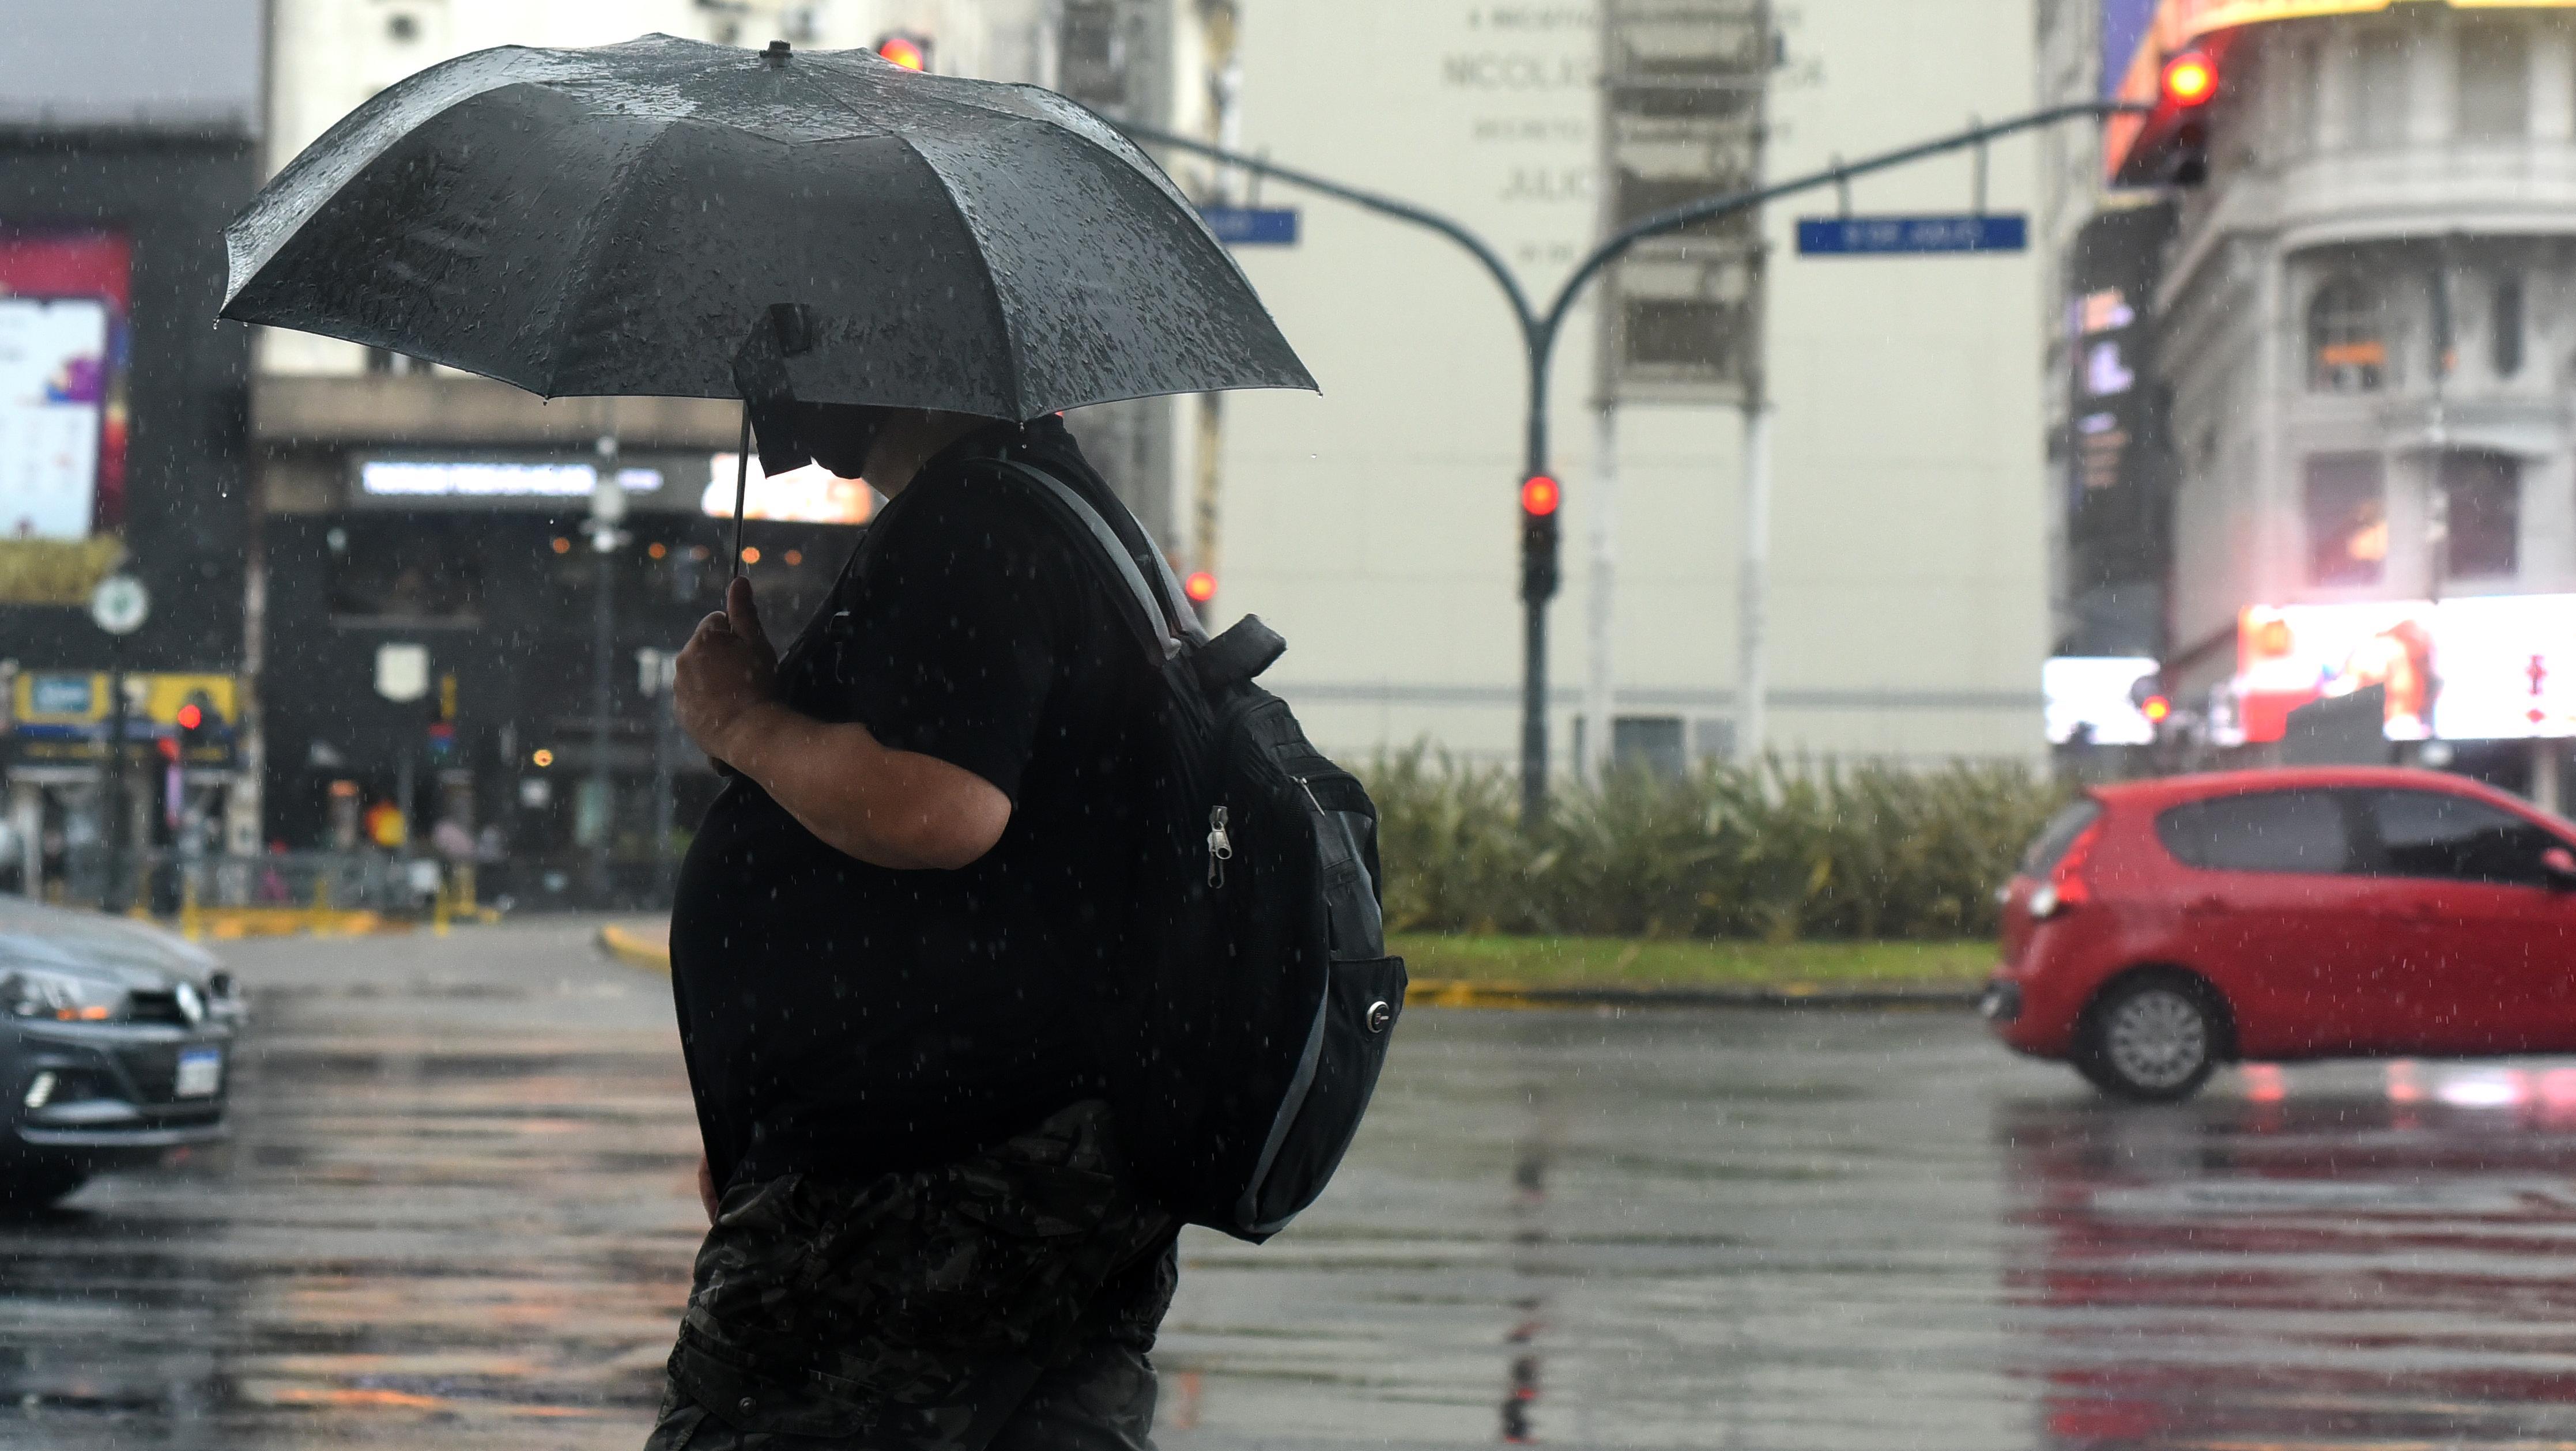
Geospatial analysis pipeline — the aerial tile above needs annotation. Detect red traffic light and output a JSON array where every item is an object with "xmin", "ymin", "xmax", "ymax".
[
  {"xmin": 175, "ymin": 702, "xmax": 202, "ymax": 731},
  {"xmin": 2160, "ymin": 51, "xmax": 2216, "ymax": 108},
  {"xmin": 877, "ymin": 34, "xmax": 927, "ymax": 71},
  {"xmin": 1520, "ymin": 475, "xmax": 1560, "ymax": 517},
  {"xmin": 1183, "ymin": 570, "xmax": 1217, "ymax": 603},
  {"xmin": 2141, "ymin": 694, "xmax": 2173, "ymax": 724}
]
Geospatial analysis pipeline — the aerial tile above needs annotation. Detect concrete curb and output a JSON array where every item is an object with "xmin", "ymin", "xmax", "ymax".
[
  {"xmin": 593, "ymin": 921, "xmax": 1979, "ymax": 1010},
  {"xmin": 597, "ymin": 921, "xmax": 670, "ymax": 972},
  {"xmin": 1401, "ymin": 980, "xmax": 1980, "ymax": 1011}
]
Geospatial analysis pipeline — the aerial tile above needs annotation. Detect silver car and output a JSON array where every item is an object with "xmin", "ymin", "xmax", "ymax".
[{"xmin": 0, "ymin": 897, "xmax": 242, "ymax": 1208}]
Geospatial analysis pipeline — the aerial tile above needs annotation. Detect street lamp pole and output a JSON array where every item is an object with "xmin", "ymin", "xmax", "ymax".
[
  {"xmin": 1120, "ymin": 100, "xmax": 2141, "ymax": 828},
  {"xmin": 587, "ymin": 431, "xmax": 624, "ymax": 905}
]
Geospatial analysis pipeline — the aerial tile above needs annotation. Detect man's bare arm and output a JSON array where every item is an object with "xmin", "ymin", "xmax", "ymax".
[
  {"xmin": 716, "ymin": 701, "xmax": 1010, "ymax": 870},
  {"xmin": 673, "ymin": 577, "xmax": 1012, "ymax": 871}
]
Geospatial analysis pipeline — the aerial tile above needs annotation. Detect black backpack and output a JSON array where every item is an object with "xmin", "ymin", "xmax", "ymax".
[{"xmin": 974, "ymin": 457, "xmax": 1408, "ymax": 1244}]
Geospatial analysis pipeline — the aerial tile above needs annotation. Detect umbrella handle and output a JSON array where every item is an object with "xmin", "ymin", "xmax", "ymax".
[{"xmin": 730, "ymin": 403, "xmax": 750, "ymax": 582}]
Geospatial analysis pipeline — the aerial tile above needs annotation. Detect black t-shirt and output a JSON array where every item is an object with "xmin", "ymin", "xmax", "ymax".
[{"xmin": 669, "ymin": 418, "xmax": 1156, "ymax": 1188}]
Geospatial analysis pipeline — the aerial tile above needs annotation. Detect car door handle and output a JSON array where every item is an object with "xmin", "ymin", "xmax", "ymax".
[{"xmin": 2182, "ymin": 896, "xmax": 2226, "ymax": 919}]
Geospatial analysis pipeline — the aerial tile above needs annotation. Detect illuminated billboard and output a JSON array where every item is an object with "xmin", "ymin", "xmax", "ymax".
[
  {"xmin": 2045, "ymin": 656, "xmax": 2162, "ymax": 745},
  {"xmin": 702, "ymin": 454, "xmax": 873, "ymax": 526},
  {"xmin": 0, "ymin": 233, "xmax": 129, "ymax": 536},
  {"xmin": 0, "ymin": 229, "xmax": 131, "ymax": 604},
  {"xmin": 2236, "ymin": 595, "xmax": 2576, "ymax": 743},
  {"xmin": 359, "ymin": 460, "xmax": 663, "ymax": 500}
]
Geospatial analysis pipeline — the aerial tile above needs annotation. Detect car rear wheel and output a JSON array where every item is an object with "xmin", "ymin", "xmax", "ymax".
[{"xmin": 2076, "ymin": 974, "xmax": 2222, "ymax": 1102}]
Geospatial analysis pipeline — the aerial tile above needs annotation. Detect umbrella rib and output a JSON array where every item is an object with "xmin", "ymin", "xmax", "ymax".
[
  {"xmin": 535, "ymin": 118, "xmax": 685, "ymax": 399},
  {"xmin": 891, "ymin": 129, "xmax": 1023, "ymax": 419},
  {"xmin": 791, "ymin": 68, "xmax": 1023, "ymax": 415}
]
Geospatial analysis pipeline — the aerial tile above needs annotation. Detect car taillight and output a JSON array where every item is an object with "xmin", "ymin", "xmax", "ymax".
[{"xmin": 2028, "ymin": 821, "xmax": 2102, "ymax": 921}]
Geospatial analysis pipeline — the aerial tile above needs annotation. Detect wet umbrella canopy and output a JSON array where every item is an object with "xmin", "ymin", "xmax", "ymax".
[{"xmin": 217, "ymin": 33, "xmax": 1314, "ymax": 419}]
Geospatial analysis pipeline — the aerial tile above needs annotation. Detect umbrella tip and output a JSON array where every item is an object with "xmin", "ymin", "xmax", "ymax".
[{"xmin": 763, "ymin": 39, "xmax": 790, "ymax": 66}]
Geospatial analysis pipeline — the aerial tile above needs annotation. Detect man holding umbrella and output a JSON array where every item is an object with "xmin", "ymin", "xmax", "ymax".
[
  {"xmin": 219, "ymin": 33, "xmax": 1314, "ymax": 1449},
  {"xmin": 657, "ymin": 399, "xmax": 1186, "ymax": 1448}
]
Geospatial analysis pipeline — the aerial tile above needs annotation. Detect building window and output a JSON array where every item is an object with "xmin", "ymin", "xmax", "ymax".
[
  {"xmin": 1611, "ymin": 716, "xmax": 1687, "ymax": 779},
  {"xmin": 2279, "ymin": 37, "xmax": 2318, "ymax": 156},
  {"xmin": 2441, "ymin": 451, "xmax": 2521, "ymax": 580},
  {"xmin": 327, "ymin": 517, "xmax": 486, "ymax": 622},
  {"xmin": 2354, "ymin": 29, "xmax": 2410, "ymax": 148},
  {"xmin": 2309, "ymin": 276, "xmax": 2387, "ymax": 391},
  {"xmin": 2457, "ymin": 22, "xmax": 2529, "ymax": 141},
  {"xmin": 365, "ymin": 347, "xmax": 427, "ymax": 376},
  {"xmin": 2305, "ymin": 454, "xmax": 2387, "ymax": 585},
  {"xmin": 2491, "ymin": 274, "xmax": 2525, "ymax": 377}
]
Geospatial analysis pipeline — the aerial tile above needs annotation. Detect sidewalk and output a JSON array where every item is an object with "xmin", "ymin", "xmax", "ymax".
[{"xmin": 592, "ymin": 919, "xmax": 1979, "ymax": 1011}]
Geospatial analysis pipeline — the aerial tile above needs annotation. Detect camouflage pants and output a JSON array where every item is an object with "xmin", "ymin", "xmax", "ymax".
[{"xmin": 645, "ymin": 1100, "xmax": 1178, "ymax": 1451}]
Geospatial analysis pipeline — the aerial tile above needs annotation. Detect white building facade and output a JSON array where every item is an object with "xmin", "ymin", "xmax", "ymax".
[
  {"xmin": 1212, "ymin": 0, "xmax": 2055, "ymax": 771},
  {"xmin": 2109, "ymin": 0, "xmax": 2576, "ymax": 797}
]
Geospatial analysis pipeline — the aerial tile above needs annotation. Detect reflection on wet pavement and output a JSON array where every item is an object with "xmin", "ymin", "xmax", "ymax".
[
  {"xmin": 11, "ymin": 927, "xmax": 2576, "ymax": 1448},
  {"xmin": 0, "ymin": 921, "xmax": 703, "ymax": 1449},
  {"xmin": 1161, "ymin": 1016, "xmax": 2576, "ymax": 1449},
  {"xmin": 2005, "ymin": 1067, "xmax": 2576, "ymax": 1450}
]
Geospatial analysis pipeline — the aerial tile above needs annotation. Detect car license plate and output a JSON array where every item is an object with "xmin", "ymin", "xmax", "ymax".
[{"xmin": 175, "ymin": 1048, "xmax": 222, "ymax": 1098}]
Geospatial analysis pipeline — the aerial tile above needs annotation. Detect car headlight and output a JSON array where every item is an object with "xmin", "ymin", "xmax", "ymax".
[{"xmin": 1, "ymin": 969, "xmax": 126, "ymax": 1023}]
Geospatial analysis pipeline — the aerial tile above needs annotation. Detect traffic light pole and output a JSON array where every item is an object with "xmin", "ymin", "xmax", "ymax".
[{"xmin": 1121, "ymin": 100, "xmax": 2142, "ymax": 829}]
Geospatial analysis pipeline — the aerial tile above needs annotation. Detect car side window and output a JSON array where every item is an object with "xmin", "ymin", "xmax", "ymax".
[
  {"xmin": 2365, "ymin": 789, "xmax": 2562, "ymax": 887},
  {"xmin": 2155, "ymin": 790, "xmax": 2355, "ymax": 874}
]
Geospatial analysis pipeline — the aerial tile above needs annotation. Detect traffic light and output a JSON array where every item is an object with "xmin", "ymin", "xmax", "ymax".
[
  {"xmin": 2160, "ymin": 51, "xmax": 2215, "ymax": 107},
  {"xmin": 2156, "ymin": 49, "xmax": 2217, "ymax": 186},
  {"xmin": 1183, "ymin": 570, "xmax": 1217, "ymax": 604},
  {"xmin": 876, "ymin": 32, "xmax": 931, "ymax": 71},
  {"xmin": 1519, "ymin": 474, "xmax": 1561, "ymax": 603},
  {"xmin": 2128, "ymin": 674, "xmax": 2173, "ymax": 731},
  {"xmin": 175, "ymin": 690, "xmax": 218, "ymax": 758}
]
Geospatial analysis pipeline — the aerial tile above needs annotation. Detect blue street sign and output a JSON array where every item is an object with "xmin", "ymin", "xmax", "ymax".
[
  {"xmin": 1795, "ymin": 213, "xmax": 2028, "ymax": 256},
  {"xmin": 1198, "ymin": 206, "xmax": 1300, "ymax": 247}
]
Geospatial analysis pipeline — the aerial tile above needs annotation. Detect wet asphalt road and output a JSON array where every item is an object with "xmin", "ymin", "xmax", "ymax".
[{"xmin": 8, "ymin": 923, "xmax": 2576, "ymax": 1448}]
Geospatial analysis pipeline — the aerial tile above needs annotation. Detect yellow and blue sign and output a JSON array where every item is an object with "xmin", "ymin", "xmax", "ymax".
[{"xmin": 8, "ymin": 671, "xmax": 239, "ymax": 766}]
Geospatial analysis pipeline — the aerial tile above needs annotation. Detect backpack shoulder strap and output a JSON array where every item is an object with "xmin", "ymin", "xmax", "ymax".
[{"xmin": 974, "ymin": 458, "xmax": 1206, "ymax": 661}]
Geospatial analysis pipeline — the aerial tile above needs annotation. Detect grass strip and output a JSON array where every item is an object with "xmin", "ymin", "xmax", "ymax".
[{"xmin": 1389, "ymin": 933, "xmax": 1995, "ymax": 989}]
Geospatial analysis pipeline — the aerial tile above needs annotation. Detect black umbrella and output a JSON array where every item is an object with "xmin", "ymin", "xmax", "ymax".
[{"xmin": 219, "ymin": 33, "xmax": 1313, "ymax": 555}]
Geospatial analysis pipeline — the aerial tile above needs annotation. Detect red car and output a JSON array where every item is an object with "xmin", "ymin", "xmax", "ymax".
[{"xmin": 1985, "ymin": 766, "xmax": 2576, "ymax": 1101}]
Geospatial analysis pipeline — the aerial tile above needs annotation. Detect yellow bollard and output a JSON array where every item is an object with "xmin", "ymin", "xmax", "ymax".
[
  {"xmin": 432, "ymin": 871, "xmax": 451, "ymax": 937},
  {"xmin": 179, "ymin": 872, "xmax": 202, "ymax": 942}
]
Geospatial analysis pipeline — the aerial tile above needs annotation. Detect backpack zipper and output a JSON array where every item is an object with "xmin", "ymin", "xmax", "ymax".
[
  {"xmin": 1292, "ymin": 774, "xmax": 1326, "ymax": 815},
  {"xmin": 1206, "ymin": 805, "xmax": 1232, "ymax": 887}
]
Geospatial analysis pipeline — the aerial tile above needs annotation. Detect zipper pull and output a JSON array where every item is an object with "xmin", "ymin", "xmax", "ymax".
[
  {"xmin": 1293, "ymin": 774, "xmax": 1326, "ymax": 815},
  {"xmin": 1206, "ymin": 805, "xmax": 1232, "ymax": 887}
]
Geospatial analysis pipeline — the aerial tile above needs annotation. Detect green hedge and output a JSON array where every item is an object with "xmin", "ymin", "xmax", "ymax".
[{"xmin": 1363, "ymin": 750, "xmax": 2069, "ymax": 943}]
